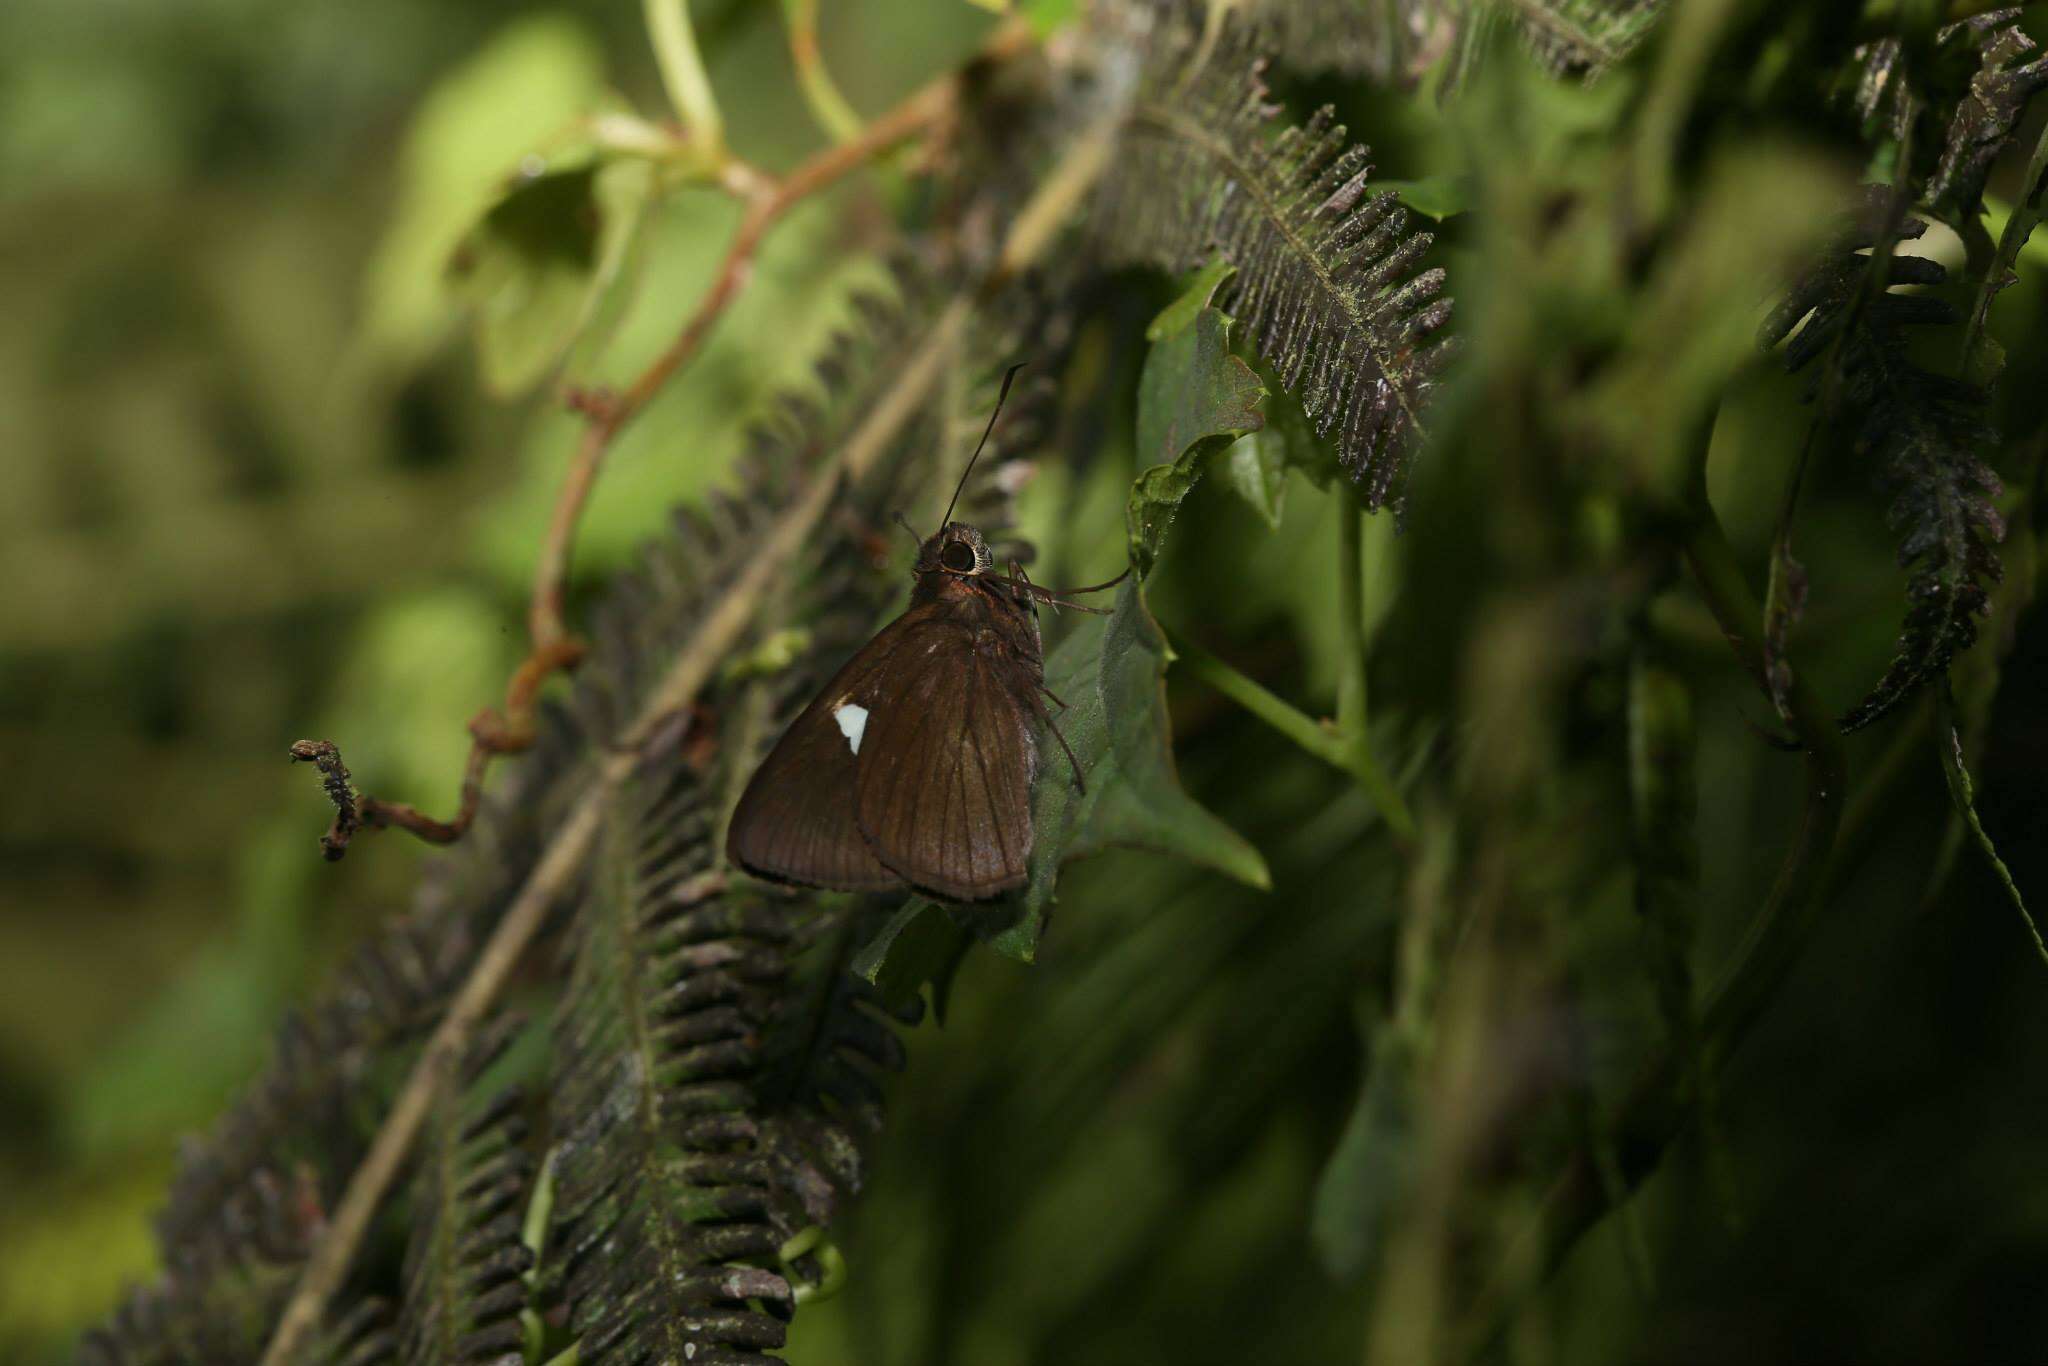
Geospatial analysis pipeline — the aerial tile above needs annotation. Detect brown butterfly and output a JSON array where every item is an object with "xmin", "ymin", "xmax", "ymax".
[{"xmin": 726, "ymin": 369, "xmax": 1123, "ymax": 901}]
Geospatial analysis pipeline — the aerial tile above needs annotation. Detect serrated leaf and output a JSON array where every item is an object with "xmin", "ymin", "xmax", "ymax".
[
  {"xmin": 1146, "ymin": 258, "xmax": 1237, "ymax": 342},
  {"xmin": 1128, "ymin": 306, "xmax": 1267, "ymax": 578},
  {"xmin": 988, "ymin": 578, "xmax": 1269, "ymax": 963},
  {"xmin": 1095, "ymin": 24, "xmax": 1453, "ymax": 505}
]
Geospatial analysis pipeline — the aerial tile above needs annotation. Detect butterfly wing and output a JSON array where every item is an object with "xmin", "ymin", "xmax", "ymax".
[
  {"xmin": 724, "ymin": 614, "xmax": 931, "ymax": 893},
  {"xmin": 851, "ymin": 595, "xmax": 1041, "ymax": 900},
  {"xmin": 727, "ymin": 588, "xmax": 1044, "ymax": 901}
]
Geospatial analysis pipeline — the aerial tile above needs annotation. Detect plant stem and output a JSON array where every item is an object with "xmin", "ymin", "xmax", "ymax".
[
  {"xmin": 1337, "ymin": 487, "xmax": 1417, "ymax": 839},
  {"xmin": 1963, "ymin": 114, "xmax": 2048, "ymax": 373},
  {"xmin": 1168, "ymin": 628, "xmax": 1415, "ymax": 840},
  {"xmin": 644, "ymin": 0, "xmax": 725, "ymax": 152},
  {"xmin": 1935, "ymin": 682, "xmax": 2048, "ymax": 969},
  {"xmin": 1336, "ymin": 487, "xmax": 1368, "ymax": 738},
  {"xmin": 782, "ymin": 0, "xmax": 865, "ymax": 143}
]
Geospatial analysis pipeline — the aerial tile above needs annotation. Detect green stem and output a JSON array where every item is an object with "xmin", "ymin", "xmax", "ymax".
[
  {"xmin": 1168, "ymin": 630, "xmax": 1414, "ymax": 839},
  {"xmin": 1963, "ymin": 114, "xmax": 2048, "ymax": 374},
  {"xmin": 781, "ymin": 0, "xmax": 864, "ymax": 143},
  {"xmin": 1336, "ymin": 487, "xmax": 1369, "ymax": 739},
  {"xmin": 644, "ymin": 0, "xmax": 725, "ymax": 153},
  {"xmin": 1338, "ymin": 489, "xmax": 1417, "ymax": 839},
  {"xmin": 1935, "ymin": 682, "xmax": 2048, "ymax": 970}
]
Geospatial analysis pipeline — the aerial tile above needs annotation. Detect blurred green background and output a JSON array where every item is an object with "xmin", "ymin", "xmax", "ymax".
[{"xmin": 8, "ymin": 3, "xmax": 2048, "ymax": 1363}]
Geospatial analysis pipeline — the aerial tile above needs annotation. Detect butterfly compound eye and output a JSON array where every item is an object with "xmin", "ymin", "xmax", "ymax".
[{"xmin": 941, "ymin": 540, "xmax": 979, "ymax": 573}]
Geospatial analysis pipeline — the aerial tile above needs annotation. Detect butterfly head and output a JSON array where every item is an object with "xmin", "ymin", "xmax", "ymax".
[{"xmin": 917, "ymin": 522, "xmax": 993, "ymax": 578}]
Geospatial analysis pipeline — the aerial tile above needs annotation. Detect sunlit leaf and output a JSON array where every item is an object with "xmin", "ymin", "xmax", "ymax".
[
  {"xmin": 447, "ymin": 153, "xmax": 657, "ymax": 395},
  {"xmin": 360, "ymin": 15, "xmax": 609, "ymax": 373}
]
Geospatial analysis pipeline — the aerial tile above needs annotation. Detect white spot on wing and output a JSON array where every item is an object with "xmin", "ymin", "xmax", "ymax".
[{"xmin": 833, "ymin": 701, "xmax": 870, "ymax": 755}]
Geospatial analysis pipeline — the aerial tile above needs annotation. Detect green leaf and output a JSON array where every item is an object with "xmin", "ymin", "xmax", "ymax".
[
  {"xmin": 852, "ymin": 898, "xmax": 971, "ymax": 1018},
  {"xmin": 447, "ymin": 152, "xmax": 658, "ymax": 395},
  {"xmin": 1311, "ymin": 1009, "xmax": 1417, "ymax": 1281},
  {"xmin": 1373, "ymin": 175, "xmax": 1474, "ymax": 221},
  {"xmin": 1128, "ymin": 306, "xmax": 1266, "ymax": 577},
  {"xmin": 988, "ymin": 579, "xmax": 1269, "ymax": 963},
  {"xmin": 1145, "ymin": 258, "xmax": 1237, "ymax": 341},
  {"xmin": 360, "ymin": 16, "xmax": 609, "ymax": 373},
  {"xmin": 1222, "ymin": 428, "xmax": 1288, "ymax": 531}
]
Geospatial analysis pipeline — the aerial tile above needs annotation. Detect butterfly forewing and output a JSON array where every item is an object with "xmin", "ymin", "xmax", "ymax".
[{"xmin": 724, "ymin": 616, "xmax": 925, "ymax": 894}]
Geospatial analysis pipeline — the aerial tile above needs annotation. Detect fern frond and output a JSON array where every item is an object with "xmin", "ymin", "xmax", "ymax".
[
  {"xmin": 545, "ymin": 755, "xmax": 796, "ymax": 1364},
  {"xmin": 1848, "ymin": 11, "xmax": 2048, "ymax": 216},
  {"xmin": 397, "ymin": 1021, "xmax": 535, "ymax": 1366},
  {"xmin": 81, "ymin": 1169, "xmax": 395, "ymax": 1366},
  {"xmin": 153, "ymin": 916, "xmax": 462, "ymax": 1278},
  {"xmin": 1927, "ymin": 11, "xmax": 2048, "ymax": 216},
  {"xmin": 1232, "ymin": 0, "xmax": 1451, "ymax": 82},
  {"xmin": 1496, "ymin": 0, "xmax": 1668, "ymax": 75},
  {"xmin": 1762, "ymin": 200, "xmax": 2005, "ymax": 732},
  {"xmin": 1096, "ymin": 24, "xmax": 1453, "ymax": 507}
]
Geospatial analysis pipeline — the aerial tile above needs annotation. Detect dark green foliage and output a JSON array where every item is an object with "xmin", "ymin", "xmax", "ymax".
[
  {"xmin": 396, "ymin": 1029, "xmax": 534, "ymax": 1366},
  {"xmin": 1761, "ymin": 201, "xmax": 2004, "ymax": 732},
  {"xmin": 542, "ymin": 753, "xmax": 915, "ymax": 1363},
  {"xmin": 1094, "ymin": 20, "xmax": 1452, "ymax": 508}
]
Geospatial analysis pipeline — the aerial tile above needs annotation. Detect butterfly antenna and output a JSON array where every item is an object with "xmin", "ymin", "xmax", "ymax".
[
  {"xmin": 940, "ymin": 362, "xmax": 1026, "ymax": 531},
  {"xmin": 891, "ymin": 510, "xmax": 921, "ymax": 546}
]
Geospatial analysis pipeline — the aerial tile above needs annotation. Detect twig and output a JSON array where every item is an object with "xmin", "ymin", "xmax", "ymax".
[
  {"xmin": 257, "ymin": 109, "xmax": 1116, "ymax": 1366},
  {"xmin": 286, "ymin": 741, "xmax": 361, "ymax": 861},
  {"xmin": 1961, "ymin": 113, "xmax": 2048, "ymax": 373}
]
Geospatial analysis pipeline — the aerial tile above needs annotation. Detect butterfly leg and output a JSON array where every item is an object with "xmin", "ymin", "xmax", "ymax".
[
  {"xmin": 1012, "ymin": 559, "xmax": 1058, "ymax": 615},
  {"xmin": 1016, "ymin": 679, "xmax": 1085, "ymax": 793}
]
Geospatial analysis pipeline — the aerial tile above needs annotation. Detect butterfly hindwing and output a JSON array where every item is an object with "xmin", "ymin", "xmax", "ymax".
[{"xmin": 851, "ymin": 601, "xmax": 1040, "ymax": 900}]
